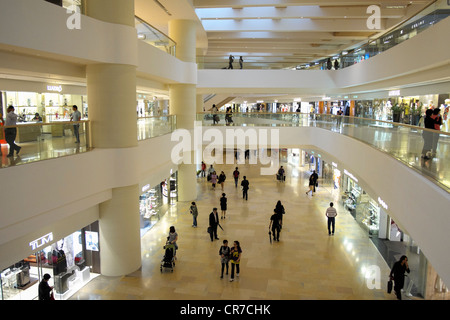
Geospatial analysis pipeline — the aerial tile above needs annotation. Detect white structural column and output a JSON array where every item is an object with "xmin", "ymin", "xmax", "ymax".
[
  {"xmin": 85, "ymin": 0, "xmax": 141, "ymax": 276},
  {"xmin": 169, "ymin": 19, "xmax": 198, "ymax": 202}
]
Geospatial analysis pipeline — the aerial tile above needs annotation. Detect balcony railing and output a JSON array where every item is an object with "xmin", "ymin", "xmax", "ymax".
[
  {"xmin": 1, "ymin": 120, "xmax": 91, "ymax": 168},
  {"xmin": 197, "ymin": 112, "xmax": 450, "ymax": 192},
  {"xmin": 0, "ymin": 115, "xmax": 178, "ymax": 169},
  {"xmin": 137, "ymin": 115, "xmax": 176, "ymax": 141}
]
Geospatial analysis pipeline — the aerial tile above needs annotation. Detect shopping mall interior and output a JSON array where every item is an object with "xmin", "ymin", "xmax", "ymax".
[{"xmin": 0, "ymin": 0, "xmax": 449, "ymax": 305}]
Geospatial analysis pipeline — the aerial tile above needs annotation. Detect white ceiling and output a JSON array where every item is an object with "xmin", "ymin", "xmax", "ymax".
[{"xmin": 135, "ymin": 0, "xmax": 434, "ymax": 70}]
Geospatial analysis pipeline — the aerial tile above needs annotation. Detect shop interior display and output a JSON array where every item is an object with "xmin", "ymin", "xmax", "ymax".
[
  {"xmin": 360, "ymin": 200, "xmax": 380, "ymax": 236},
  {"xmin": 140, "ymin": 189, "xmax": 159, "ymax": 220},
  {"xmin": 0, "ymin": 230, "xmax": 97, "ymax": 300},
  {"xmin": 169, "ymin": 176, "xmax": 177, "ymax": 204},
  {"xmin": 343, "ymin": 186, "xmax": 361, "ymax": 212}
]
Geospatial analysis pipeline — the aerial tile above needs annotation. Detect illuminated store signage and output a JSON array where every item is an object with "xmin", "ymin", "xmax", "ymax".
[
  {"xmin": 344, "ymin": 169, "xmax": 358, "ymax": 182},
  {"xmin": 378, "ymin": 197, "xmax": 388, "ymax": 210},
  {"xmin": 47, "ymin": 85, "xmax": 63, "ymax": 92},
  {"xmin": 142, "ymin": 184, "xmax": 150, "ymax": 193},
  {"xmin": 389, "ymin": 90, "xmax": 400, "ymax": 96},
  {"xmin": 29, "ymin": 232, "xmax": 54, "ymax": 250}
]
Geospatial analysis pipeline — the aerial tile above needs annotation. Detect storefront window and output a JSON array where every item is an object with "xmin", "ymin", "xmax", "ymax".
[
  {"xmin": 0, "ymin": 222, "xmax": 99, "ymax": 300},
  {"xmin": 139, "ymin": 172, "xmax": 178, "ymax": 237}
]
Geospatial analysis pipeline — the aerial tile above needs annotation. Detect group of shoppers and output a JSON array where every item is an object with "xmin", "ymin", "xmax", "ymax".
[
  {"xmin": 227, "ymin": 55, "xmax": 243, "ymax": 69},
  {"xmin": 184, "ymin": 162, "xmax": 413, "ymax": 299},
  {"xmin": 219, "ymin": 240, "xmax": 242, "ymax": 281}
]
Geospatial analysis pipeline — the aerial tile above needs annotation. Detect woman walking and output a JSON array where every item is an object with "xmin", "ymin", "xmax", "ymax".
[
  {"xmin": 219, "ymin": 240, "xmax": 230, "ymax": 279},
  {"xmin": 190, "ymin": 202, "xmax": 198, "ymax": 227},
  {"xmin": 218, "ymin": 171, "xmax": 226, "ymax": 190},
  {"xmin": 220, "ymin": 193, "xmax": 227, "ymax": 219},
  {"xmin": 210, "ymin": 171, "xmax": 217, "ymax": 189},
  {"xmin": 230, "ymin": 241, "xmax": 242, "ymax": 282},
  {"xmin": 168, "ymin": 226, "xmax": 178, "ymax": 258}
]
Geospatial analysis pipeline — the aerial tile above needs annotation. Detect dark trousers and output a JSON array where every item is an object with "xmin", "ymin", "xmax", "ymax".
[
  {"xmin": 221, "ymin": 262, "xmax": 229, "ymax": 276},
  {"xmin": 5, "ymin": 128, "xmax": 20, "ymax": 155},
  {"xmin": 394, "ymin": 284, "xmax": 403, "ymax": 300},
  {"xmin": 327, "ymin": 217, "xmax": 335, "ymax": 234},
  {"xmin": 243, "ymin": 189, "xmax": 248, "ymax": 200},
  {"xmin": 210, "ymin": 225, "xmax": 218, "ymax": 241},
  {"xmin": 272, "ymin": 226, "xmax": 280, "ymax": 241},
  {"xmin": 231, "ymin": 263, "xmax": 240, "ymax": 279},
  {"xmin": 234, "ymin": 177, "xmax": 238, "ymax": 187}
]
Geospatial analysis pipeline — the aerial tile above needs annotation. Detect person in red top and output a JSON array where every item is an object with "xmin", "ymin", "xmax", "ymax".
[
  {"xmin": 201, "ymin": 161, "xmax": 206, "ymax": 178},
  {"xmin": 430, "ymin": 108, "xmax": 442, "ymax": 156}
]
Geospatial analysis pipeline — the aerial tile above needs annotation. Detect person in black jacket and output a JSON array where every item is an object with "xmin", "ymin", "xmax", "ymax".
[
  {"xmin": 422, "ymin": 109, "xmax": 434, "ymax": 159},
  {"xmin": 220, "ymin": 193, "xmax": 227, "ymax": 219},
  {"xmin": 389, "ymin": 255, "xmax": 410, "ymax": 300},
  {"xmin": 38, "ymin": 273, "xmax": 53, "ymax": 300},
  {"xmin": 241, "ymin": 176, "xmax": 249, "ymax": 200},
  {"xmin": 209, "ymin": 208, "xmax": 220, "ymax": 241}
]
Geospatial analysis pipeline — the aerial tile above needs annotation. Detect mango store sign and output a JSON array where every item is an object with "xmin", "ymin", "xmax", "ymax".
[
  {"xmin": 29, "ymin": 232, "xmax": 53, "ymax": 251},
  {"xmin": 47, "ymin": 85, "xmax": 63, "ymax": 93}
]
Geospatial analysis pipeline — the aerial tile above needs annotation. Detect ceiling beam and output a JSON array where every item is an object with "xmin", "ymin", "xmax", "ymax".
[
  {"xmin": 193, "ymin": 0, "xmax": 429, "ymax": 9},
  {"xmin": 201, "ymin": 18, "xmax": 387, "ymax": 32},
  {"xmin": 196, "ymin": 6, "xmax": 405, "ymax": 20}
]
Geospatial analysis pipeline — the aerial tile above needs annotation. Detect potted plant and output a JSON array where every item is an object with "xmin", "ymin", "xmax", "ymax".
[{"xmin": 391, "ymin": 103, "xmax": 403, "ymax": 122}]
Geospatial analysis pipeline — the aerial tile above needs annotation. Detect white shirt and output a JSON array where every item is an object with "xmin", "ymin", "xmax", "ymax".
[
  {"xmin": 71, "ymin": 110, "xmax": 82, "ymax": 122},
  {"xmin": 326, "ymin": 207, "xmax": 337, "ymax": 218},
  {"xmin": 5, "ymin": 112, "xmax": 18, "ymax": 126}
]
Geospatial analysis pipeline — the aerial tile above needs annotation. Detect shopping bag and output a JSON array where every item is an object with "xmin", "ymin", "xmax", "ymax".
[{"xmin": 388, "ymin": 280, "xmax": 392, "ymax": 293}]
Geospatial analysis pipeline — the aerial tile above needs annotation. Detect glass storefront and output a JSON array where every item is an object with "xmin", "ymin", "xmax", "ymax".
[
  {"xmin": 139, "ymin": 171, "xmax": 178, "ymax": 237},
  {"xmin": 1, "ymin": 90, "xmax": 88, "ymax": 123},
  {"xmin": 0, "ymin": 221, "xmax": 100, "ymax": 300}
]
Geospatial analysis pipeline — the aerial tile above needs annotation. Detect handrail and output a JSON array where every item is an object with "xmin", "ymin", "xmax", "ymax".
[
  {"xmin": 197, "ymin": 112, "xmax": 450, "ymax": 192},
  {"xmin": 197, "ymin": 111, "xmax": 450, "ymax": 135},
  {"xmin": 3, "ymin": 120, "xmax": 89, "ymax": 129}
]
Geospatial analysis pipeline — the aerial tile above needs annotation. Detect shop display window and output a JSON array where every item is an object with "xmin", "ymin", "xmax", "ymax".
[{"xmin": 0, "ymin": 223, "xmax": 99, "ymax": 300}]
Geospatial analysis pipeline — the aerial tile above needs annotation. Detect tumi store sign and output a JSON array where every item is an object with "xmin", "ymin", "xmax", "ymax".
[{"xmin": 29, "ymin": 232, "xmax": 54, "ymax": 251}]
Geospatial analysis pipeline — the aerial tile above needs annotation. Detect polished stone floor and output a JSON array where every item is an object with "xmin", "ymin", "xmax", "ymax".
[{"xmin": 70, "ymin": 160, "xmax": 396, "ymax": 300}]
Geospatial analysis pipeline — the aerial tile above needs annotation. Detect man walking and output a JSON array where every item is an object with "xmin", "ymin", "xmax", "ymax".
[
  {"xmin": 233, "ymin": 167, "xmax": 240, "ymax": 187},
  {"xmin": 209, "ymin": 208, "xmax": 220, "ymax": 241},
  {"xmin": 269, "ymin": 209, "xmax": 281, "ymax": 242},
  {"xmin": 5, "ymin": 106, "xmax": 21, "ymax": 157},
  {"xmin": 326, "ymin": 202, "xmax": 337, "ymax": 235},
  {"xmin": 389, "ymin": 255, "xmax": 410, "ymax": 300},
  {"xmin": 241, "ymin": 176, "xmax": 249, "ymax": 201},
  {"xmin": 70, "ymin": 105, "xmax": 82, "ymax": 143}
]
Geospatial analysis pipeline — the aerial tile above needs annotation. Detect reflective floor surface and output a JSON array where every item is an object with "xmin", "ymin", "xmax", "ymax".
[{"xmin": 70, "ymin": 161, "xmax": 398, "ymax": 300}]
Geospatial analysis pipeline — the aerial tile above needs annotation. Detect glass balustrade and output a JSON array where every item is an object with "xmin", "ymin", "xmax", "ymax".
[
  {"xmin": 0, "ymin": 120, "xmax": 91, "ymax": 168},
  {"xmin": 137, "ymin": 115, "xmax": 176, "ymax": 141},
  {"xmin": 135, "ymin": 16, "xmax": 176, "ymax": 56},
  {"xmin": 197, "ymin": 112, "xmax": 450, "ymax": 191}
]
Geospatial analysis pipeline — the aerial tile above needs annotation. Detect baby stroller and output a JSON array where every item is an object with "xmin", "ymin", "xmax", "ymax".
[{"xmin": 160, "ymin": 242, "xmax": 175, "ymax": 272}]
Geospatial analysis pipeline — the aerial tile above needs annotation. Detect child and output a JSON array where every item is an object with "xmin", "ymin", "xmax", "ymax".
[{"xmin": 219, "ymin": 240, "xmax": 230, "ymax": 279}]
